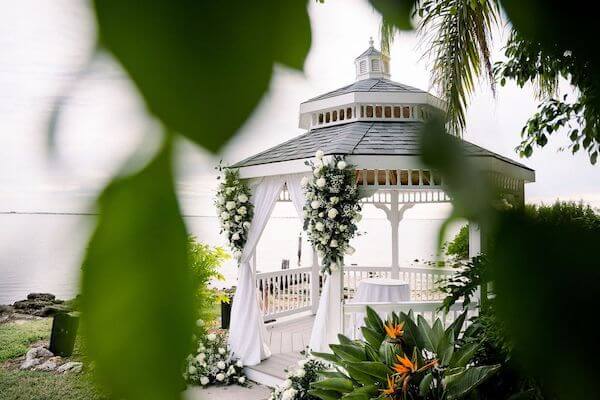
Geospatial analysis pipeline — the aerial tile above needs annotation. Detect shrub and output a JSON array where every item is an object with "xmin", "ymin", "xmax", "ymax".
[
  {"xmin": 187, "ymin": 236, "xmax": 229, "ymax": 333},
  {"xmin": 445, "ymin": 225, "xmax": 469, "ymax": 260},
  {"xmin": 270, "ymin": 352, "xmax": 329, "ymax": 400},
  {"xmin": 310, "ymin": 307, "xmax": 499, "ymax": 400}
]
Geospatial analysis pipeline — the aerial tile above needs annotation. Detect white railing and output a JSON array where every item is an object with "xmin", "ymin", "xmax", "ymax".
[
  {"xmin": 344, "ymin": 266, "xmax": 456, "ymax": 301},
  {"xmin": 342, "ymin": 300, "xmax": 478, "ymax": 340},
  {"xmin": 255, "ymin": 267, "xmax": 313, "ymax": 321}
]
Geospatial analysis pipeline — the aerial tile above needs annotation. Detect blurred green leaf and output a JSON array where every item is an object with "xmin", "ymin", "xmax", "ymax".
[
  {"xmin": 445, "ymin": 365, "xmax": 500, "ymax": 399},
  {"xmin": 491, "ymin": 210, "xmax": 600, "ymax": 399},
  {"xmin": 370, "ymin": 0, "xmax": 417, "ymax": 30},
  {"xmin": 81, "ymin": 139, "xmax": 194, "ymax": 400},
  {"xmin": 93, "ymin": 0, "xmax": 311, "ymax": 152},
  {"xmin": 311, "ymin": 377, "xmax": 355, "ymax": 394}
]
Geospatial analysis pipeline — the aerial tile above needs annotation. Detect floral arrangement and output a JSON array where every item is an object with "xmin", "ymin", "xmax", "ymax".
[
  {"xmin": 184, "ymin": 331, "xmax": 247, "ymax": 387},
  {"xmin": 302, "ymin": 150, "xmax": 362, "ymax": 274},
  {"xmin": 270, "ymin": 352, "xmax": 329, "ymax": 400},
  {"xmin": 215, "ymin": 167, "xmax": 253, "ymax": 259}
]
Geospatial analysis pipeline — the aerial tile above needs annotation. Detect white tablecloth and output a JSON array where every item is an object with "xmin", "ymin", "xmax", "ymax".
[
  {"xmin": 344, "ymin": 278, "xmax": 411, "ymax": 339},
  {"xmin": 353, "ymin": 278, "xmax": 411, "ymax": 303}
]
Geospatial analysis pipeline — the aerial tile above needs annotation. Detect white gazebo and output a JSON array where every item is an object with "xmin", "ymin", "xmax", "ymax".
[{"xmin": 226, "ymin": 40, "xmax": 535, "ymax": 386}]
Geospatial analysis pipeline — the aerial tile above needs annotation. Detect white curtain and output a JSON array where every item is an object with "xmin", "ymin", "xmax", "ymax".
[
  {"xmin": 228, "ymin": 175, "xmax": 286, "ymax": 365},
  {"xmin": 309, "ymin": 273, "xmax": 331, "ymax": 352},
  {"xmin": 285, "ymin": 173, "xmax": 308, "ymax": 217}
]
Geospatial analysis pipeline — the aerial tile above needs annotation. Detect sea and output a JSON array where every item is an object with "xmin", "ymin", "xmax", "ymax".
[{"xmin": 0, "ymin": 200, "xmax": 461, "ymax": 305}]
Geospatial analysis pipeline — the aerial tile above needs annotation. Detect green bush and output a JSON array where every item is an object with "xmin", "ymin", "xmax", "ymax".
[
  {"xmin": 445, "ymin": 225, "xmax": 469, "ymax": 260},
  {"xmin": 310, "ymin": 308, "xmax": 499, "ymax": 400},
  {"xmin": 187, "ymin": 236, "xmax": 230, "ymax": 333},
  {"xmin": 525, "ymin": 201, "xmax": 600, "ymax": 230}
]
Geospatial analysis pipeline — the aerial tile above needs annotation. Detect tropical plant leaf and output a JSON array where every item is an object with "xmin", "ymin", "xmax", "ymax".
[
  {"xmin": 436, "ymin": 327, "xmax": 454, "ymax": 366},
  {"xmin": 313, "ymin": 351, "xmax": 342, "ymax": 365},
  {"xmin": 93, "ymin": 0, "xmax": 311, "ymax": 152},
  {"xmin": 447, "ymin": 311, "xmax": 468, "ymax": 340},
  {"xmin": 379, "ymin": 340, "xmax": 401, "ymax": 366},
  {"xmin": 320, "ymin": 371, "xmax": 350, "ymax": 380},
  {"xmin": 341, "ymin": 385, "xmax": 378, "ymax": 400},
  {"xmin": 330, "ymin": 344, "xmax": 367, "ymax": 363},
  {"xmin": 419, "ymin": 372, "xmax": 434, "ymax": 397},
  {"xmin": 308, "ymin": 389, "xmax": 343, "ymax": 400},
  {"xmin": 345, "ymin": 365, "xmax": 379, "ymax": 386},
  {"xmin": 449, "ymin": 342, "xmax": 478, "ymax": 368},
  {"xmin": 365, "ymin": 306, "xmax": 385, "ymax": 333},
  {"xmin": 311, "ymin": 378, "xmax": 356, "ymax": 394},
  {"xmin": 81, "ymin": 139, "xmax": 194, "ymax": 400},
  {"xmin": 364, "ymin": 343, "xmax": 381, "ymax": 362},
  {"xmin": 370, "ymin": 0, "xmax": 417, "ymax": 30},
  {"xmin": 417, "ymin": 315, "xmax": 436, "ymax": 352},
  {"xmin": 444, "ymin": 365, "xmax": 501, "ymax": 399},
  {"xmin": 361, "ymin": 327, "xmax": 385, "ymax": 351},
  {"xmin": 399, "ymin": 312, "xmax": 421, "ymax": 348},
  {"xmin": 338, "ymin": 334, "xmax": 355, "ymax": 346},
  {"xmin": 346, "ymin": 361, "xmax": 391, "ymax": 382}
]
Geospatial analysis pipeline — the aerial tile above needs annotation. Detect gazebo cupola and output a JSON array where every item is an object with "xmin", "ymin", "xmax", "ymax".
[{"xmin": 355, "ymin": 37, "xmax": 390, "ymax": 80}]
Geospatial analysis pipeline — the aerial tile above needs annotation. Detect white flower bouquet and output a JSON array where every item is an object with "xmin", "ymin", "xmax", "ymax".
[
  {"xmin": 269, "ymin": 352, "xmax": 328, "ymax": 400},
  {"xmin": 184, "ymin": 331, "xmax": 247, "ymax": 387},
  {"xmin": 215, "ymin": 167, "xmax": 253, "ymax": 259},
  {"xmin": 303, "ymin": 150, "xmax": 362, "ymax": 274}
]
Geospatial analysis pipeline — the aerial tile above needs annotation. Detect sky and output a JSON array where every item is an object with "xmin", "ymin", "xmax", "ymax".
[{"xmin": 1, "ymin": 0, "xmax": 598, "ymax": 216}]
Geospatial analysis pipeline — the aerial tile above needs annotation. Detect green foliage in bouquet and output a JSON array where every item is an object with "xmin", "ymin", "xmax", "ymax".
[
  {"xmin": 270, "ymin": 351, "xmax": 329, "ymax": 400},
  {"xmin": 310, "ymin": 307, "xmax": 499, "ymax": 400},
  {"xmin": 215, "ymin": 167, "xmax": 253, "ymax": 259},
  {"xmin": 184, "ymin": 331, "xmax": 246, "ymax": 387},
  {"xmin": 303, "ymin": 151, "xmax": 362, "ymax": 274}
]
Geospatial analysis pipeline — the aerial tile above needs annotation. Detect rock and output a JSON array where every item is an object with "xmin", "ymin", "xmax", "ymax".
[
  {"xmin": 20, "ymin": 358, "xmax": 42, "ymax": 370},
  {"xmin": 34, "ymin": 357, "xmax": 61, "ymax": 371},
  {"xmin": 0, "ymin": 304, "xmax": 14, "ymax": 314},
  {"xmin": 27, "ymin": 293, "xmax": 56, "ymax": 301},
  {"xmin": 26, "ymin": 346, "xmax": 54, "ymax": 360},
  {"xmin": 57, "ymin": 361, "xmax": 83, "ymax": 374},
  {"xmin": 34, "ymin": 304, "xmax": 70, "ymax": 317}
]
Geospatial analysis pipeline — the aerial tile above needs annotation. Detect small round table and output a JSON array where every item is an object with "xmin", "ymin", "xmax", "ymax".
[{"xmin": 353, "ymin": 278, "xmax": 411, "ymax": 303}]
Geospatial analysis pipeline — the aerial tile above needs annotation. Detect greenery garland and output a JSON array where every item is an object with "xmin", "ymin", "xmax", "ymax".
[
  {"xmin": 215, "ymin": 168, "xmax": 253, "ymax": 259},
  {"xmin": 302, "ymin": 150, "xmax": 361, "ymax": 274}
]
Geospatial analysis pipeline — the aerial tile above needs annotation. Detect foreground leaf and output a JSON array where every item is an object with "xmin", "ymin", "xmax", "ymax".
[
  {"xmin": 93, "ymin": 0, "xmax": 311, "ymax": 152},
  {"xmin": 81, "ymin": 140, "xmax": 194, "ymax": 400},
  {"xmin": 444, "ymin": 365, "xmax": 500, "ymax": 399},
  {"xmin": 311, "ymin": 378, "xmax": 355, "ymax": 394}
]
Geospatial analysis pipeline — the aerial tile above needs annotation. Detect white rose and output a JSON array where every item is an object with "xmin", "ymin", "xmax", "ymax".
[
  {"xmin": 216, "ymin": 373, "xmax": 225, "ymax": 382},
  {"xmin": 232, "ymin": 250, "xmax": 242, "ymax": 258},
  {"xmin": 217, "ymin": 196, "xmax": 225, "ymax": 205},
  {"xmin": 218, "ymin": 347, "xmax": 226, "ymax": 355},
  {"xmin": 330, "ymin": 262, "xmax": 339, "ymax": 272},
  {"xmin": 236, "ymin": 360, "xmax": 243, "ymax": 368},
  {"xmin": 313, "ymin": 167, "xmax": 322, "ymax": 177},
  {"xmin": 226, "ymin": 201, "xmax": 236, "ymax": 210},
  {"xmin": 337, "ymin": 160, "xmax": 347, "ymax": 170},
  {"xmin": 353, "ymin": 213, "xmax": 362, "ymax": 222},
  {"xmin": 234, "ymin": 215, "xmax": 242, "ymax": 222},
  {"xmin": 243, "ymin": 221, "xmax": 251, "ymax": 229},
  {"xmin": 330, "ymin": 240, "xmax": 338, "ymax": 248},
  {"xmin": 300, "ymin": 176, "xmax": 309, "ymax": 187},
  {"xmin": 238, "ymin": 376, "xmax": 246, "ymax": 384},
  {"xmin": 315, "ymin": 150, "xmax": 324, "ymax": 160},
  {"xmin": 223, "ymin": 221, "xmax": 230, "ymax": 229},
  {"xmin": 217, "ymin": 361, "xmax": 226, "ymax": 370},
  {"xmin": 197, "ymin": 345, "xmax": 205, "ymax": 352},
  {"xmin": 327, "ymin": 208, "xmax": 338, "ymax": 219},
  {"xmin": 297, "ymin": 359, "xmax": 308, "ymax": 367},
  {"xmin": 196, "ymin": 318, "xmax": 204, "ymax": 327},
  {"xmin": 188, "ymin": 365, "xmax": 197, "ymax": 375},
  {"xmin": 220, "ymin": 211, "xmax": 230, "ymax": 220},
  {"xmin": 196, "ymin": 353, "xmax": 206, "ymax": 362},
  {"xmin": 345, "ymin": 246, "xmax": 356, "ymax": 255},
  {"xmin": 225, "ymin": 187, "xmax": 234, "ymax": 195},
  {"xmin": 227, "ymin": 365, "xmax": 236, "ymax": 375},
  {"xmin": 315, "ymin": 222, "xmax": 325, "ymax": 232},
  {"xmin": 316, "ymin": 177, "xmax": 326, "ymax": 188},
  {"xmin": 200, "ymin": 376, "xmax": 210, "ymax": 385},
  {"xmin": 282, "ymin": 388, "xmax": 298, "ymax": 400},
  {"xmin": 330, "ymin": 196, "xmax": 339, "ymax": 204},
  {"xmin": 314, "ymin": 159, "xmax": 323, "ymax": 168},
  {"xmin": 339, "ymin": 224, "xmax": 347, "ymax": 232},
  {"xmin": 231, "ymin": 232, "xmax": 240, "ymax": 241},
  {"xmin": 318, "ymin": 212, "xmax": 324, "ymax": 218},
  {"xmin": 238, "ymin": 193, "xmax": 248, "ymax": 203},
  {"xmin": 283, "ymin": 379, "xmax": 293, "ymax": 389},
  {"xmin": 294, "ymin": 368, "xmax": 306, "ymax": 378},
  {"xmin": 311, "ymin": 200, "xmax": 321, "ymax": 210},
  {"xmin": 237, "ymin": 206, "xmax": 247, "ymax": 215},
  {"xmin": 207, "ymin": 333, "xmax": 217, "ymax": 341}
]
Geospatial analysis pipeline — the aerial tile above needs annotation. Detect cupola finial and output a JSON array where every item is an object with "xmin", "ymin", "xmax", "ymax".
[{"xmin": 354, "ymin": 37, "xmax": 391, "ymax": 81}]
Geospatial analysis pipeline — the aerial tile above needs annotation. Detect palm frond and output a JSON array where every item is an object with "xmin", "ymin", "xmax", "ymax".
[
  {"xmin": 380, "ymin": 17, "xmax": 397, "ymax": 56},
  {"xmin": 417, "ymin": 0, "xmax": 500, "ymax": 136}
]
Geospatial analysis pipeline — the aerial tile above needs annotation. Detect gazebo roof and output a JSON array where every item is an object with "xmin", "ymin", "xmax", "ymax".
[
  {"xmin": 303, "ymin": 78, "xmax": 426, "ymax": 103},
  {"xmin": 232, "ymin": 120, "xmax": 533, "ymax": 173}
]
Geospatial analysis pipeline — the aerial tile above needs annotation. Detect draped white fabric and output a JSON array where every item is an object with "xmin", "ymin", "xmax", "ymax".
[
  {"xmin": 309, "ymin": 273, "xmax": 331, "ymax": 352},
  {"xmin": 228, "ymin": 175, "xmax": 286, "ymax": 365},
  {"xmin": 285, "ymin": 174, "xmax": 308, "ymax": 218}
]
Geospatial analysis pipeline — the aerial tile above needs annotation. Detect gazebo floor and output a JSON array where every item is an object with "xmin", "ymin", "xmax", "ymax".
[{"xmin": 245, "ymin": 314, "xmax": 314, "ymax": 387}]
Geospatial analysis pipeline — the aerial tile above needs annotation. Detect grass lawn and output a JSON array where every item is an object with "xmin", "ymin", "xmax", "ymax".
[
  {"xmin": 0, "ymin": 369, "xmax": 108, "ymax": 400},
  {"xmin": 0, "ymin": 319, "xmax": 51, "ymax": 362}
]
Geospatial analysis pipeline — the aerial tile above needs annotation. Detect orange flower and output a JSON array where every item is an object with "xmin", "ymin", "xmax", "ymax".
[
  {"xmin": 384, "ymin": 321, "xmax": 405, "ymax": 339},
  {"xmin": 381, "ymin": 375, "xmax": 398, "ymax": 397},
  {"xmin": 392, "ymin": 354, "xmax": 416, "ymax": 377}
]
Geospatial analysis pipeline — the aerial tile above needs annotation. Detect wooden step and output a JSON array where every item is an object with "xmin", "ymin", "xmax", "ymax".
[{"xmin": 244, "ymin": 352, "xmax": 303, "ymax": 388}]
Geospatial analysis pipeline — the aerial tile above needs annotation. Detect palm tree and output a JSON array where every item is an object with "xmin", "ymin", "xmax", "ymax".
[{"xmin": 380, "ymin": 0, "xmax": 500, "ymax": 137}]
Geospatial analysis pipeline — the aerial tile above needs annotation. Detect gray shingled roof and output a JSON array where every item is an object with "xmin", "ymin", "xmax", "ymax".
[
  {"xmin": 232, "ymin": 121, "xmax": 533, "ymax": 171},
  {"xmin": 303, "ymin": 78, "xmax": 426, "ymax": 103},
  {"xmin": 355, "ymin": 46, "xmax": 382, "ymax": 59}
]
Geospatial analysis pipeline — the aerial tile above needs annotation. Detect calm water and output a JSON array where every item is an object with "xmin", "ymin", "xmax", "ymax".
[{"xmin": 0, "ymin": 203, "xmax": 458, "ymax": 304}]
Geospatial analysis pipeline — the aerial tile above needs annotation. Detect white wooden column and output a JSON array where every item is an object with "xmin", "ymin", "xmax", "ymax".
[
  {"xmin": 311, "ymin": 248, "xmax": 320, "ymax": 314},
  {"xmin": 468, "ymin": 223, "xmax": 481, "ymax": 258},
  {"xmin": 326, "ymin": 267, "xmax": 344, "ymax": 345}
]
